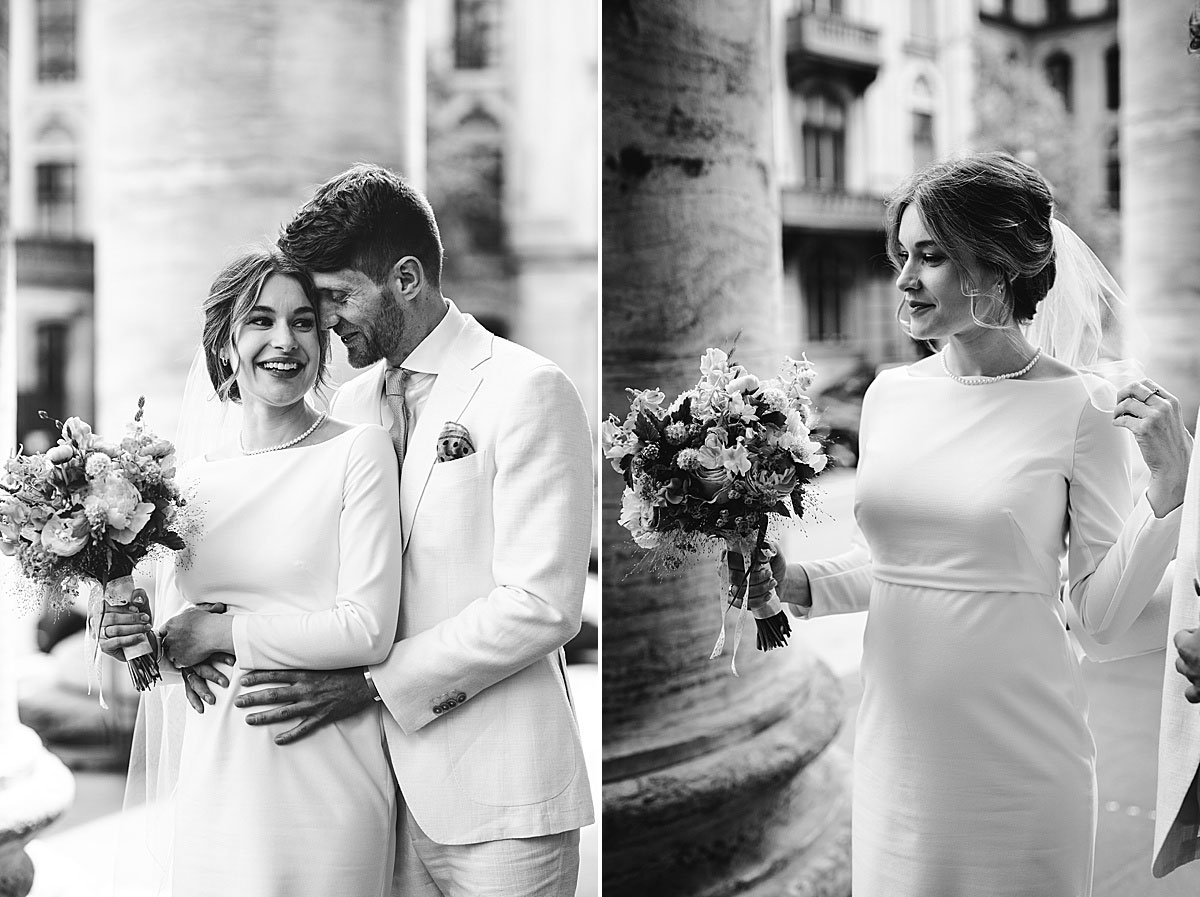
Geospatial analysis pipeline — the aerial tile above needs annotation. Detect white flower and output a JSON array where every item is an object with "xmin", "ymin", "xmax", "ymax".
[
  {"xmin": 618, "ymin": 488, "xmax": 660, "ymax": 549},
  {"xmin": 699, "ymin": 348, "xmax": 731, "ymax": 386},
  {"xmin": 759, "ymin": 388, "xmax": 789, "ymax": 415},
  {"xmin": 601, "ymin": 416, "xmax": 639, "ymax": 472},
  {"xmin": 41, "ymin": 512, "xmax": 90, "ymax": 557},
  {"xmin": 626, "ymin": 387, "xmax": 667, "ymax": 417},
  {"xmin": 83, "ymin": 473, "xmax": 155, "ymax": 544},
  {"xmin": 85, "ymin": 453, "xmax": 112, "ymax": 479}
]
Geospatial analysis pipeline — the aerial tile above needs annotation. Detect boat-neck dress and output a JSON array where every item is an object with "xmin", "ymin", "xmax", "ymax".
[
  {"xmin": 162, "ymin": 424, "xmax": 402, "ymax": 897},
  {"xmin": 799, "ymin": 366, "xmax": 1181, "ymax": 897}
]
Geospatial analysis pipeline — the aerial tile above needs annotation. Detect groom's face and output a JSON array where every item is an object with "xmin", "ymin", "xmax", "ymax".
[{"xmin": 312, "ymin": 269, "xmax": 405, "ymax": 368}]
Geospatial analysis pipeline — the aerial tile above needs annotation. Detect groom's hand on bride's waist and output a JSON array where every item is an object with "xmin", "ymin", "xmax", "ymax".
[{"xmin": 235, "ymin": 667, "xmax": 375, "ymax": 746}]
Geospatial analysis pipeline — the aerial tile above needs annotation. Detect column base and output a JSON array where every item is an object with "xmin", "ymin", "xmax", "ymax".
[{"xmin": 0, "ymin": 727, "xmax": 75, "ymax": 897}]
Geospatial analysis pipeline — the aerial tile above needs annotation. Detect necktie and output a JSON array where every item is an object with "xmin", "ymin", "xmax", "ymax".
[{"xmin": 385, "ymin": 367, "xmax": 411, "ymax": 467}]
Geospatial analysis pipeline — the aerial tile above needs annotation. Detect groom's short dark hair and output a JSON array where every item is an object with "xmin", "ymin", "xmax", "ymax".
[{"xmin": 279, "ymin": 163, "xmax": 444, "ymax": 289}]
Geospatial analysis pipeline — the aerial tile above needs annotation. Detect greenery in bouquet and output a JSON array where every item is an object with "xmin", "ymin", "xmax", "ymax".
[
  {"xmin": 0, "ymin": 398, "xmax": 197, "ymax": 692},
  {"xmin": 603, "ymin": 348, "xmax": 829, "ymax": 665}
]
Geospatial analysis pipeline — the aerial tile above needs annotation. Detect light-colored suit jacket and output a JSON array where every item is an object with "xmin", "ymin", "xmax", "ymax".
[
  {"xmin": 330, "ymin": 304, "xmax": 595, "ymax": 845},
  {"xmin": 1154, "ymin": 410, "xmax": 1200, "ymax": 878}
]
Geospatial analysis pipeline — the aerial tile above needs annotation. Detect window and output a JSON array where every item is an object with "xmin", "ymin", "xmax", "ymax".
[
  {"xmin": 802, "ymin": 248, "xmax": 848, "ymax": 342},
  {"xmin": 797, "ymin": 0, "xmax": 845, "ymax": 14},
  {"xmin": 454, "ymin": 0, "xmax": 500, "ymax": 70},
  {"xmin": 1044, "ymin": 52, "xmax": 1073, "ymax": 113},
  {"xmin": 36, "ymin": 0, "xmax": 77, "ymax": 82},
  {"xmin": 36, "ymin": 162, "xmax": 77, "ymax": 236},
  {"xmin": 1045, "ymin": 0, "xmax": 1070, "ymax": 25},
  {"xmin": 1106, "ymin": 131, "xmax": 1120, "ymax": 210},
  {"xmin": 36, "ymin": 321, "xmax": 69, "ymax": 419},
  {"xmin": 1104, "ymin": 45, "xmax": 1119, "ymax": 111},
  {"xmin": 911, "ymin": 77, "xmax": 935, "ymax": 170},
  {"xmin": 911, "ymin": 0, "xmax": 936, "ymax": 42},
  {"xmin": 802, "ymin": 91, "xmax": 846, "ymax": 190}
]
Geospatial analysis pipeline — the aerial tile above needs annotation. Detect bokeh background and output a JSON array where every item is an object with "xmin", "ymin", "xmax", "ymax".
[
  {"xmin": 0, "ymin": 1, "xmax": 599, "ymax": 895},
  {"xmin": 602, "ymin": 0, "xmax": 1200, "ymax": 894}
]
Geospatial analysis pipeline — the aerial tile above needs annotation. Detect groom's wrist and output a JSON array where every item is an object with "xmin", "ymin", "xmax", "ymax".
[{"xmin": 362, "ymin": 667, "xmax": 383, "ymax": 703}]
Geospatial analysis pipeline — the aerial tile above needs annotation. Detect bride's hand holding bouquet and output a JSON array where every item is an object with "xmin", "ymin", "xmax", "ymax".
[
  {"xmin": 0, "ymin": 399, "xmax": 197, "ymax": 704},
  {"xmin": 603, "ymin": 348, "xmax": 828, "ymax": 672}
]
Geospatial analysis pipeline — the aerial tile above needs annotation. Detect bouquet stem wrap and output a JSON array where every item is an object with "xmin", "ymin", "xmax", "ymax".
[
  {"xmin": 711, "ymin": 519, "xmax": 791, "ymax": 675},
  {"xmin": 90, "ymin": 573, "xmax": 162, "ymax": 703}
]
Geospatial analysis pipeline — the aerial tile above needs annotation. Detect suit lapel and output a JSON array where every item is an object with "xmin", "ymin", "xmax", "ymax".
[{"xmin": 399, "ymin": 318, "xmax": 491, "ymax": 551}]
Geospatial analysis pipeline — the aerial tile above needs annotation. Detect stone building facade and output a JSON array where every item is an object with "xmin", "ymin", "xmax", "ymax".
[
  {"xmin": 12, "ymin": 0, "xmax": 597, "ymax": 444},
  {"xmin": 775, "ymin": 0, "xmax": 1138, "ymax": 395}
]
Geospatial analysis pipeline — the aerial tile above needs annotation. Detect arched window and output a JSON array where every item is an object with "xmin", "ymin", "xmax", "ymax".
[
  {"xmin": 1044, "ymin": 51, "xmax": 1073, "ymax": 113},
  {"xmin": 802, "ymin": 91, "xmax": 846, "ymax": 190},
  {"xmin": 911, "ymin": 77, "xmax": 936, "ymax": 170},
  {"xmin": 1105, "ymin": 131, "xmax": 1120, "ymax": 211},
  {"xmin": 1104, "ymin": 45, "xmax": 1119, "ymax": 111},
  {"xmin": 802, "ymin": 245, "xmax": 849, "ymax": 342}
]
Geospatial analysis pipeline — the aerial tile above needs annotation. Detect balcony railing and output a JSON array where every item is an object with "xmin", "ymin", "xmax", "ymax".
[
  {"xmin": 786, "ymin": 12, "xmax": 882, "ymax": 93},
  {"xmin": 15, "ymin": 237, "xmax": 94, "ymax": 291},
  {"xmin": 781, "ymin": 186, "xmax": 885, "ymax": 233}
]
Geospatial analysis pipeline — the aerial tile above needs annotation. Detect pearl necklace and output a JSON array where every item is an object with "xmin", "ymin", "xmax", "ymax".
[
  {"xmin": 940, "ymin": 347, "xmax": 1043, "ymax": 385},
  {"xmin": 239, "ymin": 412, "xmax": 328, "ymax": 455}
]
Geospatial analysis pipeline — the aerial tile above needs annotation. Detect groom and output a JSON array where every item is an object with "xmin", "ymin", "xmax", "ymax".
[
  {"xmin": 1155, "ymin": 407, "xmax": 1200, "ymax": 878},
  {"xmin": 235, "ymin": 164, "xmax": 594, "ymax": 895}
]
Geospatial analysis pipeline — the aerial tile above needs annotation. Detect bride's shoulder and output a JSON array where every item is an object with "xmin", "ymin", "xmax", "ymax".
[{"xmin": 1024, "ymin": 354, "xmax": 1077, "ymax": 381}]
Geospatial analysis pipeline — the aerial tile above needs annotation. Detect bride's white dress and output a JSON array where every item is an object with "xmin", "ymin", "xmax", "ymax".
[
  {"xmin": 801, "ymin": 367, "xmax": 1181, "ymax": 897},
  {"xmin": 160, "ymin": 424, "xmax": 401, "ymax": 897}
]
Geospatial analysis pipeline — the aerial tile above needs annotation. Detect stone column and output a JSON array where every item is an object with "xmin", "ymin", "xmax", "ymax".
[
  {"xmin": 0, "ymin": 2, "xmax": 76, "ymax": 892},
  {"xmin": 91, "ymin": 0, "xmax": 424, "ymax": 437},
  {"xmin": 602, "ymin": 3, "xmax": 852, "ymax": 895},
  {"xmin": 1122, "ymin": 0, "xmax": 1200, "ymax": 423}
]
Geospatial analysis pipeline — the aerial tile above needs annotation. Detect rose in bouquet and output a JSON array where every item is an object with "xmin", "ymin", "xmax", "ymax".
[
  {"xmin": 1, "ymin": 399, "xmax": 195, "ymax": 695},
  {"xmin": 603, "ymin": 349, "xmax": 828, "ymax": 672}
]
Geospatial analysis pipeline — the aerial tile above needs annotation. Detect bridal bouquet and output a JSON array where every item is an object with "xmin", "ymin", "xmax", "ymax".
[
  {"xmin": 0, "ymin": 399, "xmax": 194, "ymax": 693},
  {"xmin": 603, "ymin": 349, "xmax": 828, "ymax": 671}
]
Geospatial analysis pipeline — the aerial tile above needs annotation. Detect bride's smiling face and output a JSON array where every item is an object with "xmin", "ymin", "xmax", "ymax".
[
  {"xmin": 895, "ymin": 204, "xmax": 997, "ymax": 341},
  {"xmin": 230, "ymin": 274, "xmax": 321, "ymax": 409}
]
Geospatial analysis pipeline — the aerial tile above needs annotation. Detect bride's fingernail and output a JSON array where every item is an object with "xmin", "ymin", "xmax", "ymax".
[{"xmin": 204, "ymin": 694, "xmax": 215, "ymax": 704}]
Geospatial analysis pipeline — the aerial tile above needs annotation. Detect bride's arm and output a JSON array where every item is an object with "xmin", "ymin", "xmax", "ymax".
[
  {"xmin": 165, "ymin": 427, "xmax": 402, "ymax": 670},
  {"xmin": 1066, "ymin": 400, "xmax": 1183, "ymax": 644}
]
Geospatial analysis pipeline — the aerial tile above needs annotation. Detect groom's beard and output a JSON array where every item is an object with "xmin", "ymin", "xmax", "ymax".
[{"xmin": 342, "ymin": 284, "xmax": 407, "ymax": 368}]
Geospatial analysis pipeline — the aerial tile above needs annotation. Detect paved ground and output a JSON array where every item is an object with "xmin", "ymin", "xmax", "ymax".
[
  {"xmin": 25, "ymin": 663, "xmax": 600, "ymax": 897},
  {"xmin": 787, "ymin": 470, "xmax": 1200, "ymax": 896}
]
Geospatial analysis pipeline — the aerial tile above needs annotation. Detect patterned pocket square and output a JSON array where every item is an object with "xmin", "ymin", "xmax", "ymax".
[{"xmin": 436, "ymin": 421, "xmax": 475, "ymax": 463}]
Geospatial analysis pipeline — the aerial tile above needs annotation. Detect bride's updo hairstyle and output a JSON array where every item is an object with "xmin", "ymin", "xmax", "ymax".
[
  {"xmin": 885, "ymin": 151, "xmax": 1057, "ymax": 328},
  {"xmin": 202, "ymin": 247, "xmax": 330, "ymax": 402}
]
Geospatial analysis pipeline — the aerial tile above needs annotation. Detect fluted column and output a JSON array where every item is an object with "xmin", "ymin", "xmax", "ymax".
[
  {"xmin": 0, "ymin": 3, "xmax": 76, "ymax": 891},
  {"xmin": 602, "ymin": 3, "xmax": 852, "ymax": 894},
  {"xmin": 1122, "ymin": 0, "xmax": 1200, "ymax": 422},
  {"xmin": 91, "ymin": 0, "xmax": 424, "ymax": 437}
]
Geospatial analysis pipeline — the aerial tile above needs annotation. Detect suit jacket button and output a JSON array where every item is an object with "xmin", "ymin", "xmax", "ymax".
[{"xmin": 456, "ymin": 692, "xmax": 467, "ymax": 702}]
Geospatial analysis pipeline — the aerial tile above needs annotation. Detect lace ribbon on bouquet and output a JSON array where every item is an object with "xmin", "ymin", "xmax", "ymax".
[{"xmin": 711, "ymin": 520, "xmax": 789, "ymax": 676}]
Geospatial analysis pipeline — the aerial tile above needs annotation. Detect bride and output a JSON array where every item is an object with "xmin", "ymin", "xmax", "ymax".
[
  {"xmin": 98, "ymin": 247, "xmax": 402, "ymax": 897},
  {"xmin": 733, "ymin": 152, "xmax": 1192, "ymax": 897}
]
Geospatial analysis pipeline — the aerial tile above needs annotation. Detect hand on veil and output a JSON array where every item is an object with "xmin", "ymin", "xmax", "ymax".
[{"xmin": 1113, "ymin": 379, "xmax": 1193, "ymax": 516}]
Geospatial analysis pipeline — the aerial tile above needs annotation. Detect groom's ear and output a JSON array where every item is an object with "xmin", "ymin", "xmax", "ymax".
[{"xmin": 388, "ymin": 256, "xmax": 425, "ymax": 302}]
